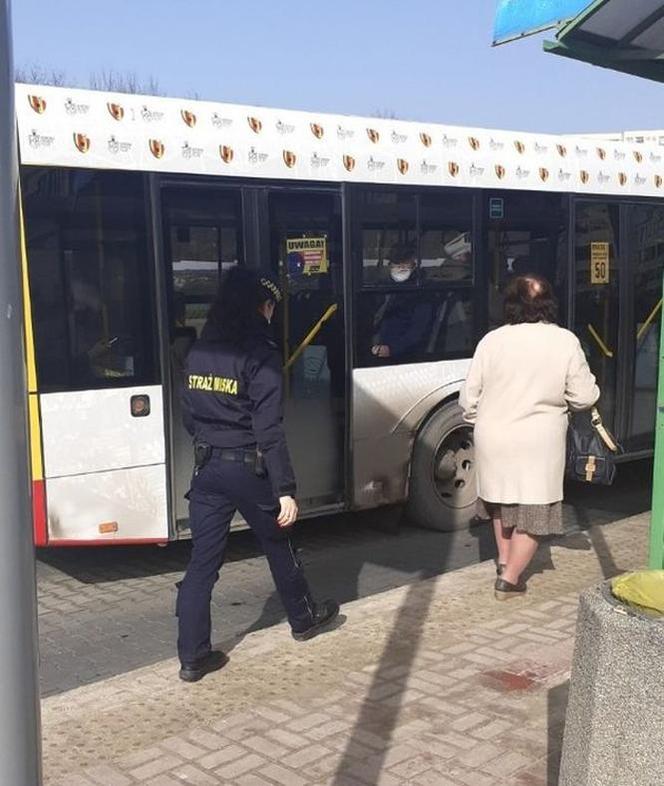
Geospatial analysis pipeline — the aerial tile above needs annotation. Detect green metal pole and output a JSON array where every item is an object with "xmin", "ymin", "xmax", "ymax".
[{"xmin": 649, "ymin": 275, "xmax": 664, "ymax": 569}]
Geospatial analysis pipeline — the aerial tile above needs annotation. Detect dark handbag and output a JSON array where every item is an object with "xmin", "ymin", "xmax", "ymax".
[{"xmin": 566, "ymin": 407, "xmax": 621, "ymax": 485}]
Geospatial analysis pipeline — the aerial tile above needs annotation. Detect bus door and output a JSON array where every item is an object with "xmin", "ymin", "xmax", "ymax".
[
  {"xmin": 267, "ymin": 189, "xmax": 346, "ymax": 511},
  {"xmin": 573, "ymin": 202, "xmax": 620, "ymax": 433},
  {"xmin": 623, "ymin": 204, "xmax": 664, "ymax": 452},
  {"xmin": 160, "ymin": 185, "xmax": 244, "ymax": 531}
]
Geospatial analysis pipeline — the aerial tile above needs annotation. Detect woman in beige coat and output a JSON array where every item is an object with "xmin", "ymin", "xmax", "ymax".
[{"xmin": 460, "ymin": 275, "xmax": 599, "ymax": 599}]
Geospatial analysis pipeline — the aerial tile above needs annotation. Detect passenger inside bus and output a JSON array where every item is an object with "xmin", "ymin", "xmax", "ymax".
[
  {"xmin": 70, "ymin": 279, "xmax": 131, "ymax": 382},
  {"xmin": 371, "ymin": 243, "xmax": 434, "ymax": 361}
]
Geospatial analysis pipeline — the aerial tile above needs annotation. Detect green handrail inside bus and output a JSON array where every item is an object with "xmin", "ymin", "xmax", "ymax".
[
  {"xmin": 585, "ymin": 300, "xmax": 663, "ymax": 360},
  {"xmin": 284, "ymin": 303, "xmax": 338, "ymax": 371},
  {"xmin": 587, "ymin": 323, "xmax": 614, "ymax": 358},
  {"xmin": 637, "ymin": 298, "xmax": 663, "ymax": 343}
]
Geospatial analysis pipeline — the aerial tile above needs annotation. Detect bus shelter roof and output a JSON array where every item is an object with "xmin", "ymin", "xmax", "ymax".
[{"xmin": 544, "ymin": 0, "xmax": 664, "ymax": 82}]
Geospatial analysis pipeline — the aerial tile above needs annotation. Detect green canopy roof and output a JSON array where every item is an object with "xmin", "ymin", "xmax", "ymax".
[{"xmin": 544, "ymin": 0, "xmax": 664, "ymax": 82}]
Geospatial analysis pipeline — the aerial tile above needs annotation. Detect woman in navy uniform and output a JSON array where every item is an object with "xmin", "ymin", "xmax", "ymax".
[{"xmin": 177, "ymin": 268, "xmax": 339, "ymax": 682}]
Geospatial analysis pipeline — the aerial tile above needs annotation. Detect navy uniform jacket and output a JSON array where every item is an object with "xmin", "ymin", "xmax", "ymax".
[{"xmin": 182, "ymin": 319, "xmax": 296, "ymax": 497}]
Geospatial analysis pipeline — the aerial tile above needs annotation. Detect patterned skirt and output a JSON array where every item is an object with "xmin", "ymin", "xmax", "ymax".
[{"xmin": 478, "ymin": 499, "xmax": 564, "ymax": 537}]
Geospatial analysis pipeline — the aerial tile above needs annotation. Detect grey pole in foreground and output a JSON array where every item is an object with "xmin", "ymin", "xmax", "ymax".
[{"xmin": 0, "ymin": 0, "xmax": 43, "ymax": 783}]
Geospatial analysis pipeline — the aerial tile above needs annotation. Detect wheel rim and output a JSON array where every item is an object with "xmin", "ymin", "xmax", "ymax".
[{"xmin": 431, "ymin": 425, "xmax": 476, "ymax": 510}]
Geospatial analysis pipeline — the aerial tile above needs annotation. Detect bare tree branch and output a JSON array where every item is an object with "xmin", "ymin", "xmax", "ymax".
[
  {"xmin": 145, "ymin": 75, "xmax": 164, "ymax": 96},
  {"xmin": 15, "ymin": 62, "xmax": 165, "ymax": 95},
  {"xmin": 89, "ymin": 68, "xmax": 162, "ymax": 94},
  {"xmin": 15, "ymin": 64, "xmax": 68, "ymax": 86},
  {"xmin": 15, "ymin": 61, "xmax": 232, "ymax": 105}
]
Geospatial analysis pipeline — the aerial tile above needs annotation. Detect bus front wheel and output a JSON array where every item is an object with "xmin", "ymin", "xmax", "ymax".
[{"xmin": 407, "ymin": 401, "xmax": 477, "ymax": 531}]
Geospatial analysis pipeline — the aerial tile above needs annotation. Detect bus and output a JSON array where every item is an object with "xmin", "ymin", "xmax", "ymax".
[{"xmin": 17, "ymin": 83, "xmax": 664, "ymax": 546}]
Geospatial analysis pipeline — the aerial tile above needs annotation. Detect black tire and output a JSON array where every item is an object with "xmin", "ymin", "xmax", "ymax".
[{"xmin": 406, "ymin": 401, "xmax": 477, "ymax": 531}]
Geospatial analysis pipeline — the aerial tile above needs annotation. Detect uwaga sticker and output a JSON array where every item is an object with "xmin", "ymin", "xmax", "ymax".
[{"xmin": 286, "ymin": 237, "xmax": 328, "ymax": 276}]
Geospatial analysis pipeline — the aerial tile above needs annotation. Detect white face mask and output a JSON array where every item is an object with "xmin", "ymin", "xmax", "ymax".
[{"xmin": 390, "ymin": 267, "xmax": 413, "ymax": 283}]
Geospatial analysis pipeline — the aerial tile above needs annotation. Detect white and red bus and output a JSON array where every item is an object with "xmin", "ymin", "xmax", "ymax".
[{"xmin": 17, "ymin": 83, "xmax": 664, "ymax": 545}]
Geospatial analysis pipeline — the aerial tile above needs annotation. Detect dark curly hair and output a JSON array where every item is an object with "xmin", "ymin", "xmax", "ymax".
[
  {"xmin": 503, "ymin": 274, "xmax": 558, "ymax": 325},
  {"xmin": 205, "ymin": 267, "xmax": 278, "ymax": 345}
]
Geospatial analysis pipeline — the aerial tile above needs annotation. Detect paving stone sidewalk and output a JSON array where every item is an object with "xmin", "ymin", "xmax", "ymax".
[{"xmin": 42, "ymin": 512, "xmax": 649, "ymax": 786}]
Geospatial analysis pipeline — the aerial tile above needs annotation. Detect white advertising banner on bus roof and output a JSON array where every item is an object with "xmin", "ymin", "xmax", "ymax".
[{"xmin": 15, "ymin": 83, "xmax": 664, "ymax": 198}]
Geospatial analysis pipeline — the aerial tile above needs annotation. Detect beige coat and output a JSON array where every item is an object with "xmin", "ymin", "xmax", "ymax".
[{"xmin": 459, "ymin": 323, "xmax": 599, "ymax": 505}]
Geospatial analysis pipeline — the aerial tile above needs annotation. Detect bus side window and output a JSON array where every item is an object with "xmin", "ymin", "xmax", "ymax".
[
  {"xmin": 487, "ymin": 193, "xmax": 568, "ymax": 329},
  {"xmin": 355, "ymin": 188, "xmax": 475, "ymax": 367},
  {"xmin": 23, "ymin": 167, "xmax": 157, "ymax": 392},
  {"xmin": 356, "ymin": 290, "xmax": 474, "ymax": 367}
]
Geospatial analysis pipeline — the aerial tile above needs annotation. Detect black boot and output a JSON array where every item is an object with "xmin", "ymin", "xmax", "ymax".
[
  {"xmin": 292, "ymin": 600, "xmax": 340, "ymax": 641},
  {"xmin": 179, "ymin": 650, "xmax": 228, "ymax": 683}
]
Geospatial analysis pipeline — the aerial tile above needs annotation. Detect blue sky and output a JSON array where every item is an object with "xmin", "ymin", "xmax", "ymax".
[{"xmin": 11, "ymin": 0, "xmax": 664, "ymax": 134}]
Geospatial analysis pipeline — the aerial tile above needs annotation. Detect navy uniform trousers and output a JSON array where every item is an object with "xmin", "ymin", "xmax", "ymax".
[{"xmin": 176, "ymin": 452, "xmax": 315, "ymax": 665}]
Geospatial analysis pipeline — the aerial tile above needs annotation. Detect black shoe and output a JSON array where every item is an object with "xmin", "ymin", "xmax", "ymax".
[
  {"xmin": 292, "ymin": 600, "xmax": 340, "ymax": 642},
  {"xmin": 494, "ymin": 577, "xmax": 527, "ymax": 601},
  {"xmin": 179, "ymin": 650, "xmax": 228, "ymax": 683}
]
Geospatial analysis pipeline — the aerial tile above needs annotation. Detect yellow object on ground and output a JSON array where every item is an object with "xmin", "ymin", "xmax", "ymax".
[{"xmin": 611, "ymin": 570, "xmax": 664, "ymax": 616}]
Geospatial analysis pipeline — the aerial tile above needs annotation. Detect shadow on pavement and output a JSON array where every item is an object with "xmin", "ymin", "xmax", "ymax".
[
  {"xmin": 212, "ymin": 516, "xmax": 496, "ymax": 658},
  {"xmin": 37, "ymin": 459, "xmax": 650, "ymax": 586},
  {"xmin": 323, "ymin": 461, "xmax": 650, "ymax": 786},
  {"xmin": 36, "ymin": 458, "xmax": 650, "ymax": 699},
  {"xmin": 331, "ymin": 570, "xmax": 444, "ymax": 785},
  {"xmin": 548, "ymin": 680, "xmax": 570, "ymax": 786},
  {"xmin": 37, "ymin": 530, "xmax": 255, "ymax": 583},
  {"xmin": 584, "ymin": 525, "xmax": 623, "ymax": 580},
  {"xmin": 521, "ymin": 531, "xmax": 592, "ymax": 584}
]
